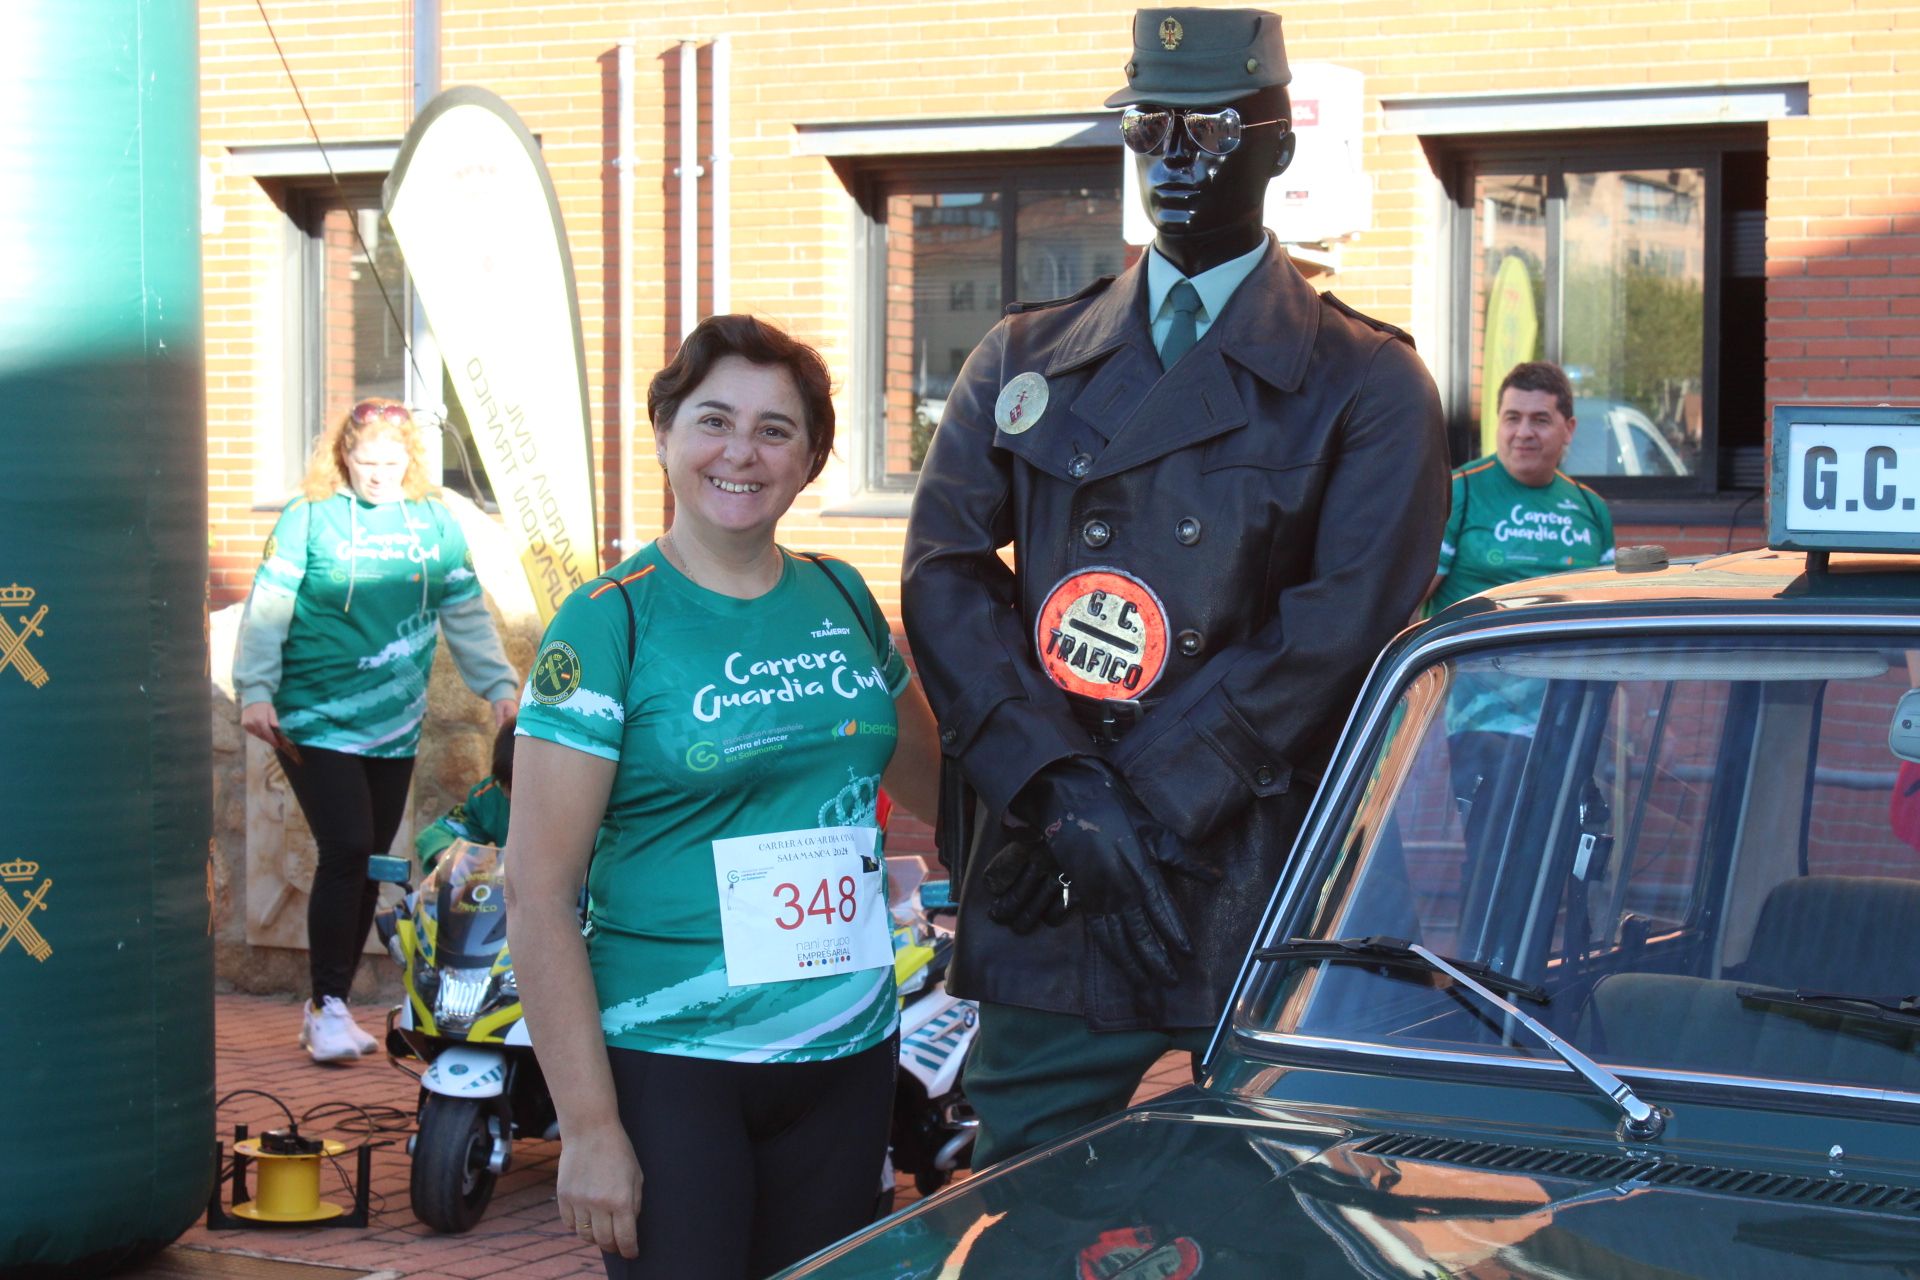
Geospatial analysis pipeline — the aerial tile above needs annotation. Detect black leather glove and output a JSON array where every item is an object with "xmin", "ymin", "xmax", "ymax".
[
  {"xmin": 1012, "ymin": 757, "xmax": 1194, "ymax": 987},
  {"xmin": 982, "ymin": 836, "xmax": 1072, "ymax": 933}
]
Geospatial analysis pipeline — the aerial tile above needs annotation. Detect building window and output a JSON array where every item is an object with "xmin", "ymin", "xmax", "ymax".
[
  {"xmin": 284, "ymin": 182, "xmax": 490, "ymax": 503},
  {"xmin": 857, "ymin": 158, "xmax": 1124, "ymax": 493},
  {"xmin": 1446, "ymin": 132, "xmax": 1766, "ymax": 497}
]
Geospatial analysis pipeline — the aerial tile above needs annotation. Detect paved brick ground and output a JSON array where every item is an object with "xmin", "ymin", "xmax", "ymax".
[{"xmin": 151, "ymin": 991, "xmax": 1190, "ymax": 1278}]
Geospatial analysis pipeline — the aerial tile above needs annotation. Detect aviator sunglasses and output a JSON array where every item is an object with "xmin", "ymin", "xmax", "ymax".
[
  {"xmin": 1119, "ymin": 105, "xmax": 1288, "ymax": 158},
  {"xmin": 349, "ymin": 400, "xmax": 412, "ymax": 426}
]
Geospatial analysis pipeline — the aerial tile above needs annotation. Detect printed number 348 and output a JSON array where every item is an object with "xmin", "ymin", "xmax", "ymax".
[{"xmin": 773, "ymin": 877, "xmax": 858, "ymax": 930}]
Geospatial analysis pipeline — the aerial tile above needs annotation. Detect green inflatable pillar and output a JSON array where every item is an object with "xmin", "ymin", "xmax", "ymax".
[{"xmin": 0, "ymin": 3, "xmax": 214, "ymax": 1272}]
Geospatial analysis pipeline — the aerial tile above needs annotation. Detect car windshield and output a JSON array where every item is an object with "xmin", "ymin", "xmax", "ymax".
[{"xmin": 1239, "ymin": 634, "xmax": 1920, "ymax": 1098}]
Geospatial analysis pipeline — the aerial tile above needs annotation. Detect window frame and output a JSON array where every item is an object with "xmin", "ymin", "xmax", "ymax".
[
  {"xmin": 260, "ymin": 176, "xmax": 486, "ymax": 510},
  {"xmin": 1438, "ymin": 127, "xmax": 1764, "ymax": 500},
  {"xmin": 850, "ymin": 150, "xmax": 1124, "ymax": 498}
]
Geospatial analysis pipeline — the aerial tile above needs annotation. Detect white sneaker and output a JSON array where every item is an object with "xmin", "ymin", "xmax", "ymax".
[{"xmin": 301, "ymin": 996, "xmax": 370, "ymax": 1063}]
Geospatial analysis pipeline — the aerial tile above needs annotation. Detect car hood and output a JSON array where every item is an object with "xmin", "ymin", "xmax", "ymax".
[{"xmin": 783, "ymin": 1100, "xmax": 1920, "ymax": 1278}]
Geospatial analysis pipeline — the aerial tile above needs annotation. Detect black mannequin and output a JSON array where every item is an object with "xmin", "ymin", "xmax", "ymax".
[
  {"xmin": 1137, "ymin": 85, "xmax": 1296, "ymax": 277},
  {"xmin": 902, "ymin": 5, "xmax": 1450, "ymax": 1174}
]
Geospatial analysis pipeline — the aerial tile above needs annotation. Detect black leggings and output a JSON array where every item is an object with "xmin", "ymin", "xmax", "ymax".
[
  {"xmin": 602, "ymin": 1037, "xmax": 896, "ymax": 1280},
  {"xmin": 276, "ymin": 743, "xmax": 414, "ymax": 1003}
]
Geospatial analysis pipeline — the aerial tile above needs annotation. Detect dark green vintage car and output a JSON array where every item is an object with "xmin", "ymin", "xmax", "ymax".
[{"xmin": 782, "ymin": 419, "xmax": 1920, "ymax": 1276}]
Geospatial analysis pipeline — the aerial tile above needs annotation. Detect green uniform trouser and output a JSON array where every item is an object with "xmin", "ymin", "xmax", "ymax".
[{"xmin": 965, "ymin": 1002, "xmax": 1210, "ymax": 1169}]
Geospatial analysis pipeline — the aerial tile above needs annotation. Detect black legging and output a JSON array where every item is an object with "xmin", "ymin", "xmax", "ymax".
[
  {"xmin": 276, "ymin": 743, "xmax": 415, "ymax": 1003},
  {"xmin": 602, "ymin": 1036, "xmax": 896, "ymax": 1279}
]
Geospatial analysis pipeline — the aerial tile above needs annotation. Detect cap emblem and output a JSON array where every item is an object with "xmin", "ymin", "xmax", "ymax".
[{"xmin": 1158, "ymin": 15, "xmax": 1183, "ymax": 50}]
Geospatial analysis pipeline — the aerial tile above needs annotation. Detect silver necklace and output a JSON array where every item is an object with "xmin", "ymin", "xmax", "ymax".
[
  {"xmin": 662, "ymin": 532, "xmax": 777, "ymax": 596},
  {"xmin": 660, "ymin": 532, "xmax": 700, "ymax": 587}
]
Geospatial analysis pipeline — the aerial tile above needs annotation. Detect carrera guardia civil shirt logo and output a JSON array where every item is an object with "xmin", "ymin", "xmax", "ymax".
[{"xmin": 530, "ymin": 640, "xmax": 582, "ymax": 704}]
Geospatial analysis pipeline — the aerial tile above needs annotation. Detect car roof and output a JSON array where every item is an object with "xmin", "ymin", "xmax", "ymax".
[{"xmin": 1426, "ymin": 547, "xmax": 1920, "ymax": 634}]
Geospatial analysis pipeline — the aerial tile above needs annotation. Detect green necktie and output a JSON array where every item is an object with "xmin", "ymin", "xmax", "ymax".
[{"xmin": 1160, "ymin": 278, "xmax": 1203, "ymax": 370}]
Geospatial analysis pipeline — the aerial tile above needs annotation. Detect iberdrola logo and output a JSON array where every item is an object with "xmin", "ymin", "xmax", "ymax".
[
  {"xmin": 530, "ymin": 640, "xmax": 582, "ymax": 705},
  {"xmin": 834, "ymin": 719, "xmax": 859, "ymax": 737}
]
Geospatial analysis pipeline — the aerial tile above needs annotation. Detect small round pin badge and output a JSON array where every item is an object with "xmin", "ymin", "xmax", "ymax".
[{"xmin": 994, "ymin": 371, "xmax": 1050, "ymax": 436}]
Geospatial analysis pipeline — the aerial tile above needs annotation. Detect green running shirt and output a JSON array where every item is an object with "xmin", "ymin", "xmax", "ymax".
[
  {"xmin": 414, "ymin": 776, "xmax": 511, "ymax": 870},
  {"xmin": 1433, "ymin": 460, "xmax": 1615, "ymax": 736},
  {"xmin": 514, "ymin": 544, "xmax": 911, "ymax": 1064},
  {"xmin": 237, "ymin": 494, "xmax": 503, "ymax": 757},
  {"xmin": 1431, "ymin": 459, "xmax": 1615, "ymax": 613}
]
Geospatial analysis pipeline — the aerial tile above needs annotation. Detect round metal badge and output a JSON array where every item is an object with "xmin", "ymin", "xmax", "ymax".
[
  {"xmin": 994, "ymin": 372, "xmax": 1050, "ymax": 436},
  {"xmin": 1035, "ymin": 567, "xmax": 1171, "ymax": 700}
]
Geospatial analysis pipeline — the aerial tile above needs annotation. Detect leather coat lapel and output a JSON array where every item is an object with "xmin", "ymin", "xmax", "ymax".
[
  {"xmin": 1044, "ymin": 240, "xmax": 1326, "ymax": 481},
  {"xmin": 1087, "ymin": 348, "xmax": 1246, "ymax": 480}
]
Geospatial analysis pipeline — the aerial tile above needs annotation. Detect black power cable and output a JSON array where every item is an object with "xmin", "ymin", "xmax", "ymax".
[{"xmin": 252, "ymin": 0, "xmax": 489, "ymax": 506}]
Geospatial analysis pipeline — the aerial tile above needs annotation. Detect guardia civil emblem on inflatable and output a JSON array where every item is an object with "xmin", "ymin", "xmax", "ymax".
[
  {"xmin": 0, "ymin": 856, "xmax": 53, "ymax": 962},
  {"xmin": 0, "ymin": 583, "xmax": 50, "ymax": 690}
]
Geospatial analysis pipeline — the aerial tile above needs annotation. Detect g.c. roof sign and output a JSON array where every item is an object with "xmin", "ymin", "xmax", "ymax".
[{"xmin": 1769, "ymin": 403, "xmax": 1920, "ymax": 554}]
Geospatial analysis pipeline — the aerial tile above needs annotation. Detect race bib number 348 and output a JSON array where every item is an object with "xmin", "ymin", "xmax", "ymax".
[{"xmin": 712, "ymin": 826, "xmax": 891, "ymax": 988}]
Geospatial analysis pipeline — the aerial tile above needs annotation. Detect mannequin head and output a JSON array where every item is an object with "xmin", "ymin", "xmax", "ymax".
[
  {"xmin": 1129, "ymin": 84, "xmax": 1293, "ymax": 274},
  {"xmin": 1107, "ymin": 8, "xmax": 1294, "ymax": 275}
]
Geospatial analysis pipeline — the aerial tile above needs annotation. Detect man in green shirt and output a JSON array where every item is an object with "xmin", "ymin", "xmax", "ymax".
[
  {"xmin": 1423, "ymin": 361, "xmax": 1615, "ymax": 859},
  {"xmin": 1426, "ymin": 361, "xmax": 1614, "ymax": 617}
]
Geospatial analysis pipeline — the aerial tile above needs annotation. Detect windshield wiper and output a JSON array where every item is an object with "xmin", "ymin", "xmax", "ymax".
[
  {"xmin": 1256, "ymin": 935, "xmax": 1665, "ymax": 1141},
  {"xmin": 1255, "ymin": 935, "xmax": 1549, "ymax": 1004},
  {"xmin": 1737, "ymin": 986, "xmax": 1920, "ymax": 1031}
]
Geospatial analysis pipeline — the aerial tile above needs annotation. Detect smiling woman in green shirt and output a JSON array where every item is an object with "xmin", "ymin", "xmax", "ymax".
[
  {"xmin": 235, "ymin": 399, "xmax": 519, "ymax": 1064},
  {"xmin": 507, "ymin": 316, "xmax": 940, "ymax": 1279}
]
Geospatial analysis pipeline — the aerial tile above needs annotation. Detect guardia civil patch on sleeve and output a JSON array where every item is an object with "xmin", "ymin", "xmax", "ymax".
[{"xmin": 530, "ymin": 640, "xmax": 583, "ymax": 704}]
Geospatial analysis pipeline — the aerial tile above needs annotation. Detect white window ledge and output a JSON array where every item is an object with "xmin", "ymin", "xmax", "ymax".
[
  {"xmin": 1381, "ymin": 81, "xmax": 1807, "ymax": 136},
  {"xmin": 226, "ymin": 141, "xmax": 401, "ymax": 177},
  {"xmin": 793, "ymin": 112, "xmax": 1113, "ymax": 157}
]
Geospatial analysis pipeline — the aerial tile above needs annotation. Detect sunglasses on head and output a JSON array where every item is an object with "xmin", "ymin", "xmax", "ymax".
[
  {"xmin": 349, "ymin": 400, "xmax": 411, "ymax": 427},
  {"xmin": 1119, "ymin": 105, "xmax": 1288, "ymax": 158}
]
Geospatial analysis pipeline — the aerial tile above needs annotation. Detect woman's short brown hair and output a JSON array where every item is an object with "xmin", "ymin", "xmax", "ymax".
[{"xmin": 647, "ymin": 315, "xmax": 836, "ymax": 481}]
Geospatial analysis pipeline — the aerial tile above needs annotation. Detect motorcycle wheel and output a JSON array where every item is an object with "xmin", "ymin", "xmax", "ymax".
[
  {"xmin": 410, "ymin": 1095, "xmax": 502, "ymax": 1233},
  {"xmin": 914, "ymin": 1167, "xmax": 951, "ymax": 1197}
]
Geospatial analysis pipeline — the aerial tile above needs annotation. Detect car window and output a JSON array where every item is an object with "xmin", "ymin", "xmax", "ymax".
[
  {"xmin": 1804, "ymin": 663, "xmax": 1920, "ymax": 880},
  {"xmin": 1243, "ymin": 636, "xmax": 1920, "ymax": 1097},
  {"xmin": 1626, "ymin": 420, "xmax": 1676, "ymax": 475},
  {"xmin": 1563, "ymin": 413, "xmax": 1626, "ymax": 476}
]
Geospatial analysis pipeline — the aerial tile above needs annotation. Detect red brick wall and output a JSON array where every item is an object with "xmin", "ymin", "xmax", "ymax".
[
  {"xmin": 203, "ymin": 0, "xmax": 1920, "ymax": 597},
  {"xmin": 201, "ymin": 2, "xmax": 1919, "ymax": 868}
]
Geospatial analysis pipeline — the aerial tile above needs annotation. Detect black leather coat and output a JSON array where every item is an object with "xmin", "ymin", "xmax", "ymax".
[{"xmin": 902, "ymin": 240, "xmax": 1449, "ymax": 1030}]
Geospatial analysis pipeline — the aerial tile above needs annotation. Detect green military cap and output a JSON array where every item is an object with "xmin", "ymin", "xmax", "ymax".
[{"xmin": 1105, "ymin": 7, "xmax": 1291, "ymax": 108}]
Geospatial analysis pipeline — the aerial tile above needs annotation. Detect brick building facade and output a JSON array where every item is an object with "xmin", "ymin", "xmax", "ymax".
[
  {"xmin": 200, "ymin": 0, "xmax": 1920, "ymax": 608},
  {"xmin": 196, "ymin": 2, "xmax": 1920, "ymax": 967}
]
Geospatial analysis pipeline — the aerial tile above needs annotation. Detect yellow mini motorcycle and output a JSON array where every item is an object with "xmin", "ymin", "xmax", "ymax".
[{"xmin": 374, "ymin": 839, "xmax": 556, "ymax": 1233}]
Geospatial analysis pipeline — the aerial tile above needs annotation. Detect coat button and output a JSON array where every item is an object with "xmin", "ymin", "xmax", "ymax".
[
  {"xmin": 1067, "ymin": 452, "xmax": 1092, "ymax": 479},
  {"xmin": 939, "ymin": 727, "xmax": 957, "ymax": 746},
  {"xmin": 1175, "ymin": 517, "xmax": 1202, "ymax": 546},
  {"xmin": 1082, "ymin": 519, "xmax": 1112, "ymax": 549},
  {"xmin": 1254, "ymin": 765, "xmax": 1275, "ymax": 787},
  {"xmin": 1177, "ymin": 628, "xmax": 1204, "ymax": 657}
]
